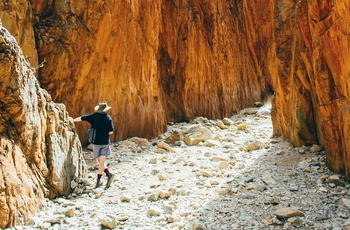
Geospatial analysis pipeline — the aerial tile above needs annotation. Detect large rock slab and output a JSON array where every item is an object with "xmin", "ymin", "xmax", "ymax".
[{"xmin": 0, "ymin": 26, "xmax": 86, "ymax": 228}]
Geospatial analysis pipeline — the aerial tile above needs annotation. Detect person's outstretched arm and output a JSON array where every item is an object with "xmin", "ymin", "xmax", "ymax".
[{"xmin": 72, "ymin": 117, "xmax": 82, "ymax": 122}]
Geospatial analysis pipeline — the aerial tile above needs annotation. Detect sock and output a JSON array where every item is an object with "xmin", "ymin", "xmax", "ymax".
[
  {"xmin": 104, "ymin": 168, "xmax": 110, "ymax": 174},
  {"xmin": 97, "ymin": 174, "xmax": 102, "ymax": 179}
]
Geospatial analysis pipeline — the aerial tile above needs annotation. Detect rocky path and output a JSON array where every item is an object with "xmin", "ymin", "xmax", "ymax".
[{"xmin": 26, "ymin": 106, "xmax": 350, "ymax": 230}]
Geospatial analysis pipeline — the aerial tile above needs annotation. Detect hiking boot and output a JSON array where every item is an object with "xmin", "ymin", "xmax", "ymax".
[
  {"xmin": 95, "ymin": 178, "xmax": 103, "ymax": 189},
  {"xmin": 106, "ymin": 172, "xmax": 115, "ymax": 188}
]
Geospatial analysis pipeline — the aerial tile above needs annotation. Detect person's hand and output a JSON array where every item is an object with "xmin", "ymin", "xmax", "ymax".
[
  {"xmin": 68, "ymin": 117, "xmax": 76, "ymax": 131},
  {"xmin": 71, "ymin": 117, "xmax": 82, "ymax": 122}
]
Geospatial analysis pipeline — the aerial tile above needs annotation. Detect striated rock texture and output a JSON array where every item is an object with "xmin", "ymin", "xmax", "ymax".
[
  {"xmin": 0, "ymin": 0, "xmax": 349, "ymax": 227},
  {"xmin": 31, "ymin": 0, "xmax": 274, "ymax": 142},
  {"xmin": 0, "ymin": 0, "xmax": 38, "ymax": 67},
  {"xmin": 272, "ymin": 0, "xmax": 350, "ymax": 179},
  {"xmin": 0, "ymin": 26, "xmax": 85, "ymax": 228}
]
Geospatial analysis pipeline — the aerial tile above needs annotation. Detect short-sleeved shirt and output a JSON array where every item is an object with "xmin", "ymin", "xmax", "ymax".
[{"xmin": 81, "ymin": 112, "xmax": 114, "ymax": 145}]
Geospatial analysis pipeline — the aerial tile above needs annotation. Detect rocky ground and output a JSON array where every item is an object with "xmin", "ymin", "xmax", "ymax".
[{"xmin": 22, "ymin": 105, "xmax": 350, "ymax": 230}]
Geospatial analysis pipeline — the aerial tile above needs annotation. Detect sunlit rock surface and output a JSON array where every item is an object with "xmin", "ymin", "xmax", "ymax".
[
  {"xmin": 272, "ymin": 0, "xmax": 350, "ymax": 178},
  {"xmin": 0, "ymin": 26, "xmax": 85, "ymax": 228},
  {"xmin": 0, "ymin": 0, "xmax": 38, "ymax": 66},
  {"xmin": 31, "ymin": 0, "xmax": 274, "ymax": 142},
  {"xmin": 0, "ymin": 0, "xmax": 349, "ymax": 227}
]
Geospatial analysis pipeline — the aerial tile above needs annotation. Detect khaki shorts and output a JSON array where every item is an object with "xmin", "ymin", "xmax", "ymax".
[{"xmin": 92, "ymin": 145, "xmax": 111, "ymax": 159}]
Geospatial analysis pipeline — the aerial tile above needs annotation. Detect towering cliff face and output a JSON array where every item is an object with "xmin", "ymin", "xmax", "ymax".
[
  {"xmin": 0, "ymin": 0, "xmax": 349, "ymax": 227},
  {"xmin": 272, "ymin": 0, "xmax": 350, "ymax": 178},
  {"xmin": 0, "ymin": 26, "xmax": 85, "ymax": 228},
  {"xmin": 157, "ymin": 0, "xmax": 276, "ymax": 122},
  {"xmin": 31, "ymin": 0, "xmax": 274, "ymax": 142},
  {"xmin": 0, "ymin": 0, "xmax": 38, "ymax": 66}
]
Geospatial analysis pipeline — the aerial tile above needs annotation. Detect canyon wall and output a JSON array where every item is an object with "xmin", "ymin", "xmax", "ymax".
[
  {"xmin": 0, "ymin": 0, "xmax": 349, "ymax": 227},
  {"xmin": 0, "ymin": 26, "xmax": 85, "ymax": 228},
  {"xmin": 272, "ymin": 0, "xmax": 350, "ymax": 178},
  {"xmin": 31, "ymin": 0, "xmax": 275, "ymax": 142},
  {"xmin": 0, "ymin": 0, "xmax": 274, "ymax": 227}
]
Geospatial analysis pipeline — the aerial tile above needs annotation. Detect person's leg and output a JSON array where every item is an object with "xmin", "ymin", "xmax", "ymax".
[
  {"xmin": 96, "ymin": 155, "xmax": 110, "ymax": 175},
  {"xmin": 95, "ymin": 156, "xmax": 107, "ymax": 188},
  {"xmin": 99, "ymin": 145, "xmax": 114, "ymax": 187},
  {"xmin": 93, "ymin": 145, "xmax": 104, "ymax": 188},
  {"xmin": 94, "ymin": 145, "xmax": 114, "ymax": 188},
  {"xmin": 98, "ymin": 156, "xmax": 107, "ymax": 174}
]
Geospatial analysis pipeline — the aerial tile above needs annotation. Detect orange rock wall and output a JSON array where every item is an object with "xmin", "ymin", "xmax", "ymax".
[
  {"xmin": 5, "ymin": 0, "xmax": 350, "ymax": 179},
  {"xmin": 0, "ymin": 0, "xmax": 38, "ymax": 65},
  {"xmin": 32, "ymin": 0, "xmax": 274, "ymax": 142},
  {"xmin": 1, "ymin": 0, "xmax": 350, "ymax": 227},
  {"xmin": 1, "ymin": 0, "xmax": 349, "ymax": 180},
  {"xmin": 272, "ymin": 0, "xmax": 350, "ymax": 178}
]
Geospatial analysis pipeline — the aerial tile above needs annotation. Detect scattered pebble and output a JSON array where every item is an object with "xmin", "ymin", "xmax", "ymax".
[{"xmin": 26, "ymin": 107, "xmax": 350, "ymax": 229}]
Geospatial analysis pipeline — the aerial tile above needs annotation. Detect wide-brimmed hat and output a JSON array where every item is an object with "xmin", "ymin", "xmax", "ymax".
[{"xmin": 94, "ymin": 101, "xmax": 112, "ymax": 113}]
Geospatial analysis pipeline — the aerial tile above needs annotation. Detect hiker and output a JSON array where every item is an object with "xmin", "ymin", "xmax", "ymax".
[{"xmin": 72, "ymin": 101, "xmax": 115, "ymax": 188}]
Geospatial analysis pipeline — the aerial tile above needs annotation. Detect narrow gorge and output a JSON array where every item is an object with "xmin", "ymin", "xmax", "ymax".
[{"xmin": 0, "ymin": 0, "xmax": 349, "ymax": 228}]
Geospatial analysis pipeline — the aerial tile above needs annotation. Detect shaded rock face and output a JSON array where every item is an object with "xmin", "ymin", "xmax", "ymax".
[
  {"xmin": 272, "ymin": 0, "xmax": 350, "ymax": 178},
  {"xmin": 31, "ymin": 0, "xmax": 274, "ymax": 142},
  {"xmin": 0, "ymin": 26, "xmax": 85, "ymax": 228}
]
